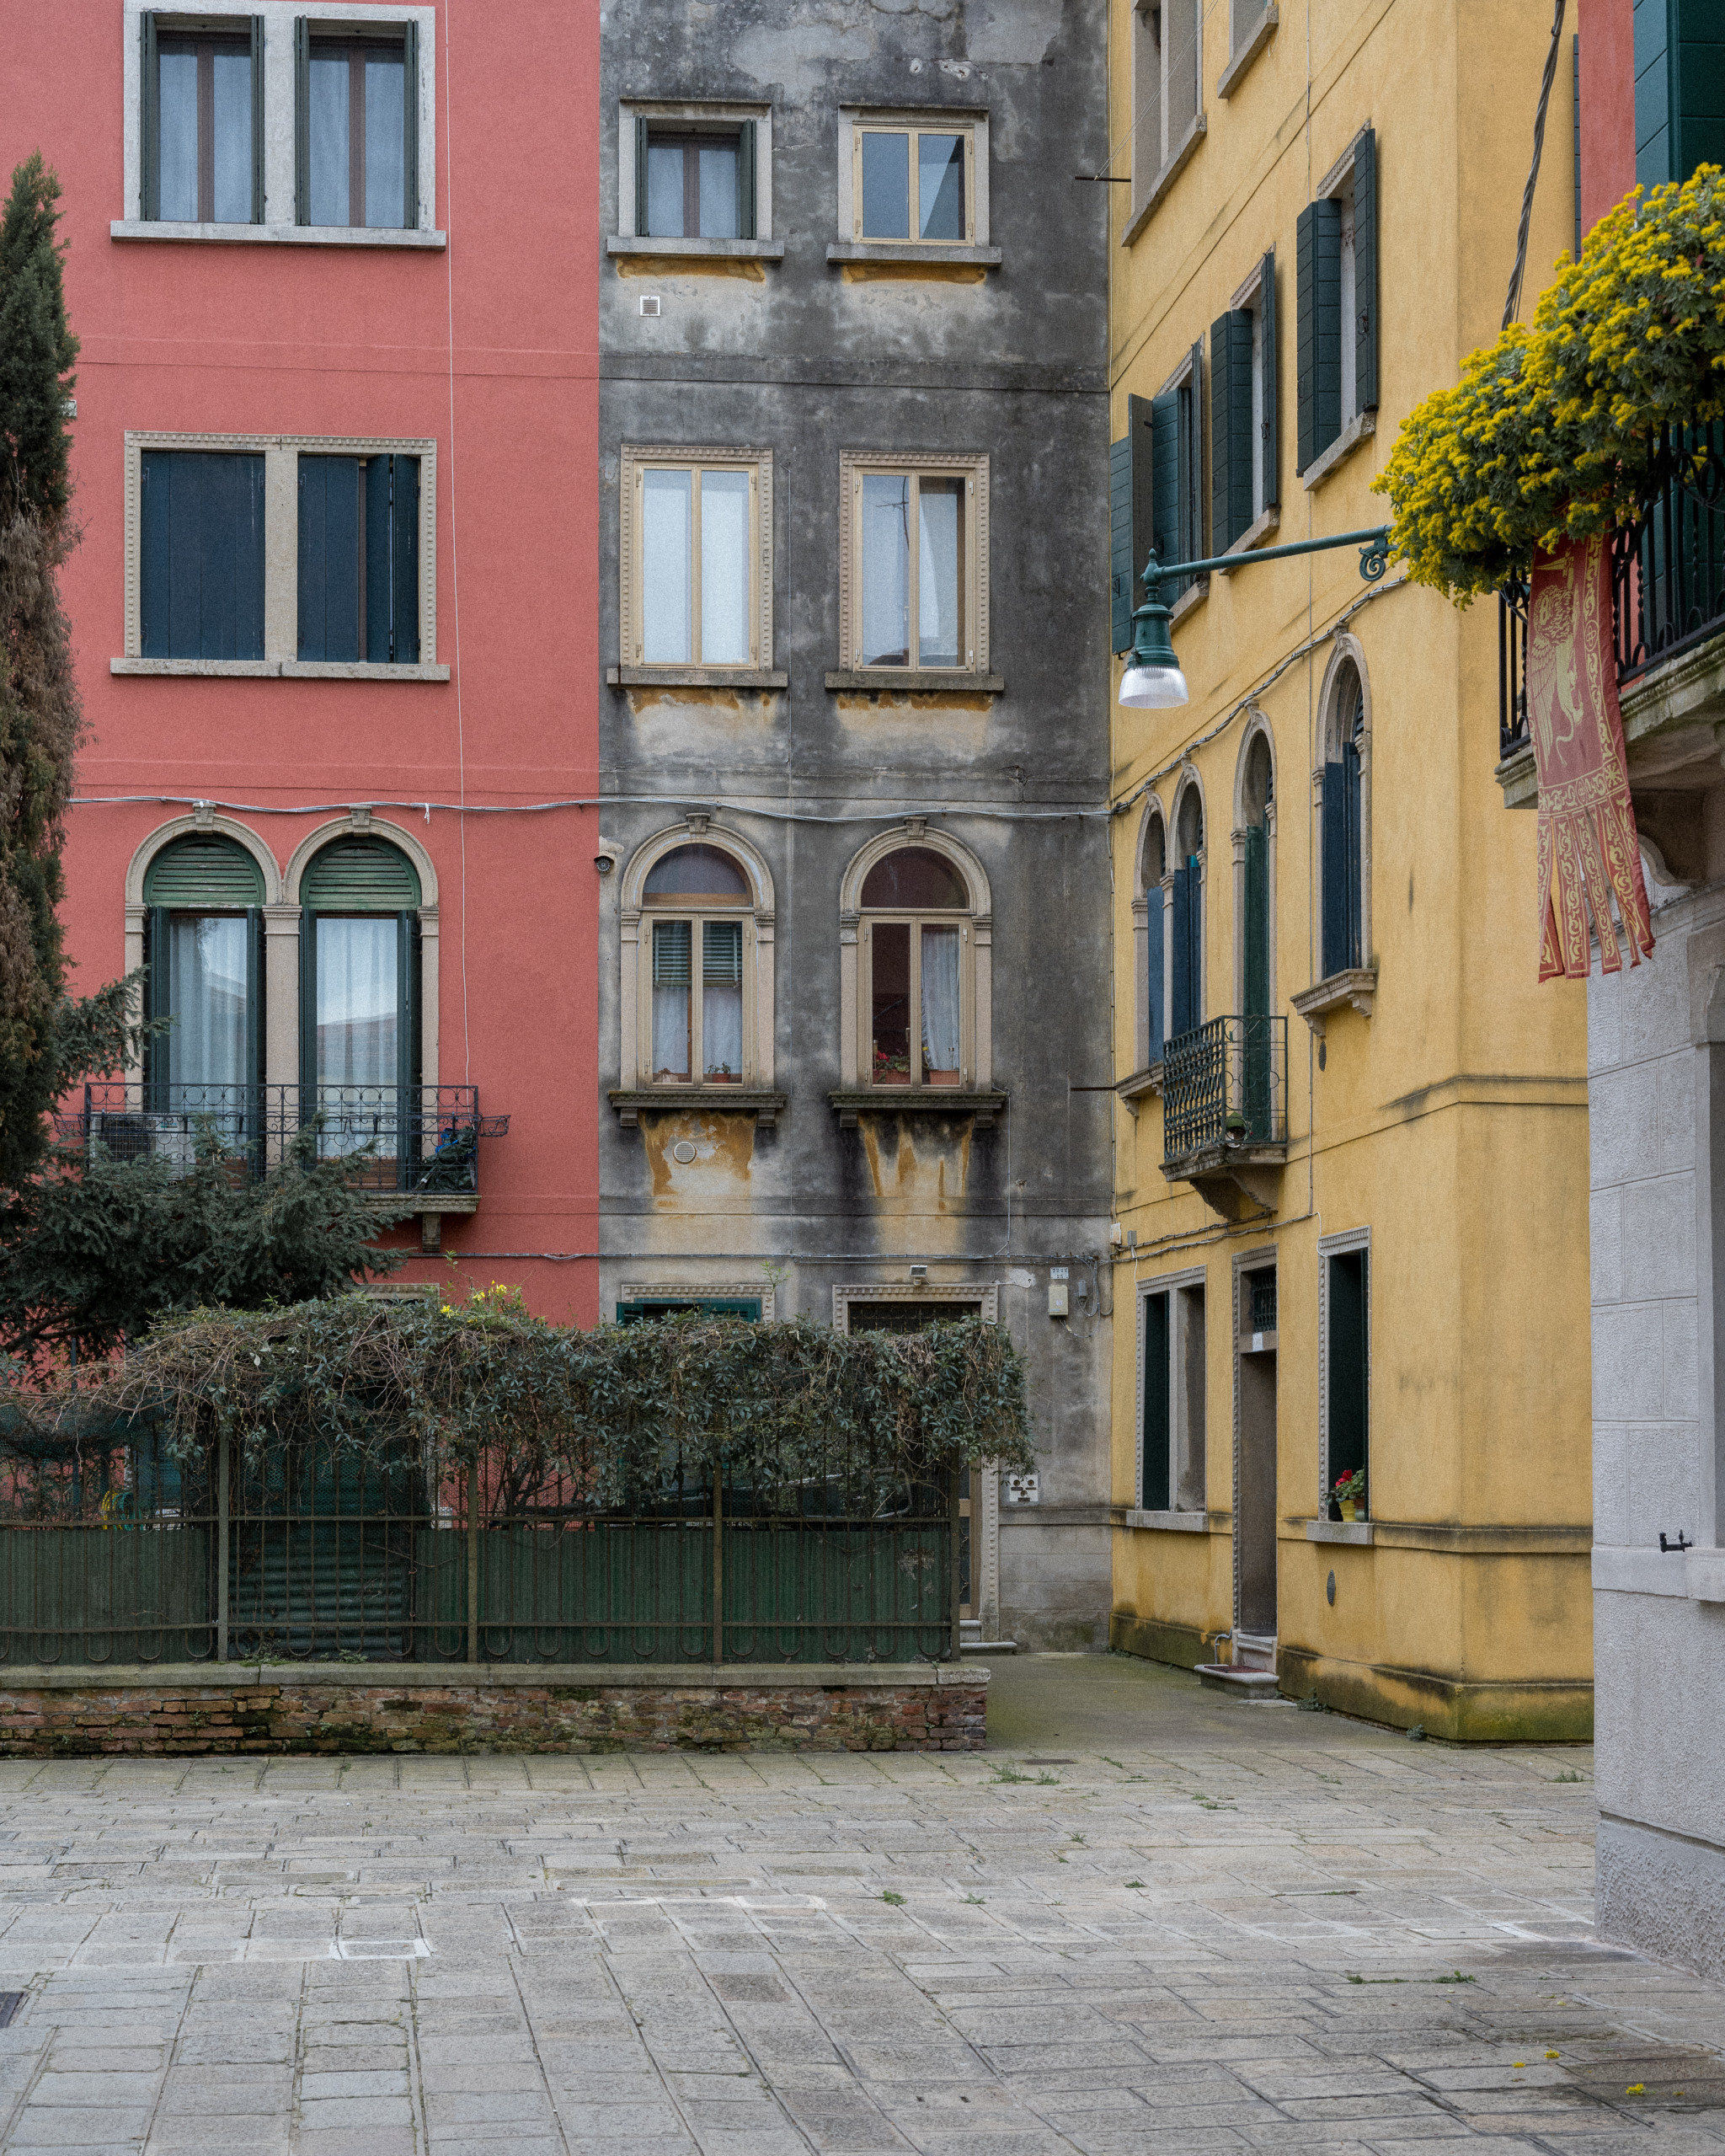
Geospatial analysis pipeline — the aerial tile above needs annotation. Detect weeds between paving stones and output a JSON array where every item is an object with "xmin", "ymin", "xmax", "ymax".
[{"xmin": 880, "ymin": 1891, "xmax": 905, "ymax": 1906}]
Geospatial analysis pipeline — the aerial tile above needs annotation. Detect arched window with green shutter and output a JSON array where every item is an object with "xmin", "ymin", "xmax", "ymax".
[
  {"xmin": 299, "ymin": 837, "xmax": 422, "ymax": 1167},
  {"xmin": 142, "ymin": 835, "xmax": 265, "ymax": 1111}
]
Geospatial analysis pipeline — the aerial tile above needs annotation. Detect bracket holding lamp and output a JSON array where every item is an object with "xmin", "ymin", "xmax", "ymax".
[{"xmin": 1119, "ymin": 527, "xmax": 1392, "ymax": 709}]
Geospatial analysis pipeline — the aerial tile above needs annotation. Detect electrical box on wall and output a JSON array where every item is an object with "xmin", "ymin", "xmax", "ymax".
[
  {"xmin": 1048, "ymin": 1265, "xmax": 1069, "ymax": 1318},
  {"xmin": 1004, "ymin": 1472, "xmax": 1040, "ymax": 1505}
]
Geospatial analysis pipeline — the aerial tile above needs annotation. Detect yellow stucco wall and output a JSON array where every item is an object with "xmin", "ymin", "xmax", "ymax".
[{"xmin": 1106, "ymin": 0, "xmax": 1593, "ymax": 1736}]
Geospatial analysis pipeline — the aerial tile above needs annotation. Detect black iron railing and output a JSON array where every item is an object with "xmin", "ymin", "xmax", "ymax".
[
  {"xmin": 1499, "ymin": 575, "xmax": 1530, "ymax": 760},
  {"xmin": 54, "ymin": 1083, "xmax": 507, "ymax": 1197},
  {"xmin": 1162, "ymin": 1015, "xmax": 1287, "ymax": 1163}
]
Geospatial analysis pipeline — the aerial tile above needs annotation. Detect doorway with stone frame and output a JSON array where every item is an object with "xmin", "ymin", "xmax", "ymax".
[{"xmin": 1232, "ymin": 1252, "xmax": 1279, "ymax": 1675}]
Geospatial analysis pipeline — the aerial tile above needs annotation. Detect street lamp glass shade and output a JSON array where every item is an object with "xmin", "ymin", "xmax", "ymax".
[{"xmin": 1119, "ymin": 659, "xmax": 1188, "ymax": 708}]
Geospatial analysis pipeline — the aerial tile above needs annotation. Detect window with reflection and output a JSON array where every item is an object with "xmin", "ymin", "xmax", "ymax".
[
  {"xmin": 143, "ymin": 837, "xmax": 266, "ymax": 1133},
  {"xmin": 297, "ymin": 24, "xmax": 417, "ymax": 229},
  {"xmin": 299, "ymin": 837, "xmax": 422, "ymax": 1158},
  {"xmin": 860, "ymin": 847, "xmax": 970, "ymax": 1088},
  {"xmin": 144, "ymin": 19, "xmax": 260, "ymax": 224},
  {"xmin": 846, "ymin": 459, "xmax": 983, "ymax": 674},
  {"xmin": 642, "ymin": 844, "xmax": 753, "ymax": 1084},
  {"xmin": 855, "ymin": 124, "xmax": 971, "ymax": 242},
  {"xmin": 636, "ymin": 120, "xmax": 756, "ymax": 239},
  {"xmin": 624, "ymin": 451, "xmax": 766, "ymax": 671}
]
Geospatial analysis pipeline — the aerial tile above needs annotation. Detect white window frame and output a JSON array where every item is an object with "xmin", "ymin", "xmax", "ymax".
[
  {"xmin": 116, "ymin": 2, "xmax": 442, "ymax": 248},
  {"xmin": 841, "ymin": 114, "xmax": 982, "ymax": 246},
  {"xmin": 1129, "ymin": 0, "xmax": 1204, "ymax": 226},
  {"xmin": 837, "ymin": 450, "xmax": 989, "ymax": 678},
  {"xmin": 1318, "ymin": 1226, "xmax": 1371, "ymax": 1511},
  {"xmin": 115, "ymin": 431, "xmax": 442, "ymax": 679},
  {"xmin": 617, "ymin": 823, "xmax": 776, "ymax": 1096},
  {"xmin": 617, "ymin": 101, "xmax": 773, "ymax": 246},
  {"xmin": 838, "ymin": 827, "xmax": 992, "ymax": 1093},
  {"xmin": 1131, "ymin": 1265, "xmax": 1210, "ymax": 1522},
  {"xmin": 618, "ymin": 445, "xmax": 773, "ymax": 678}
]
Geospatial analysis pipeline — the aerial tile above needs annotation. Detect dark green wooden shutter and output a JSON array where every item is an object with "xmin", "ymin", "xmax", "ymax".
[
  {"xmin": 735, "ymin": 119, "xmax": 756, "ymax": 238},
  {"xmin": 298, "ymin": 907, "xmax": 317, "ymax": 1099},
  {"xmin": 1573, "ymin": 33, "xmax": 1583, "ymax": 259},
  {"xmin": 402, "ymin": 19, "xmax": 419, "ymax": 227},
  {"xmin": 1170, "ymin": 859, "xmax": 1200, "ymax": 1037},
  {"xmin": 249, "ymin": 18, "xmax": 265, "ymax": 222},
  {"xmin": 1321, "ymin": 762, "xmax": 1347, "ymax": 978},
  {"xmin": 140, "ymin": 451, "xmax": 266, "ymax": 661},
  {"xmin": 381, "ymin": 456, "xmax": 419, "ymax": 662},
  {"xmin": 397, "ymin": 912, "xmax": 420, "ymax": 1100},
  {"xmin": 142, "ymin": 12, "xmax": 161, "ymax": 218},
  {"xmin": 1296, "ymin": 197, "xmax": 1342, "ymax": 472},
  {"xmin": 1184, "ymin": 339, "xmax": 1204, "ymax": 563},
  {"xmin": 1637, "ymin": 0, "xmax": 1725, "ymax": 185},
  {"xmin": 145, "ymin": 905, "xmax": 171, "ymax": 1102},
  {"xmin": 297, "ymin": 456, "xmax": 361, "ymax": 662},
  {"xmin": 1243, "ymin": 824, "xmax": 1268, "ymax": 1017},
  {"xmin": 144, "ymin": 836, "xmax": 264, "ymax": 907},
  {"xmin": 1343, "ymin": 735, "xmax": 1363, "ymax": 967},
  {"xmin": 302, "ymin": 837, "xmax": 421, "ymax": 911},
  {"xmin": 1151, "ymin": 388, "xmax": 1183, "ymax": 603},
  {"xmin": 1146, "ymin": 883, "xmax": 1165, "ymax": 1064},
  {"xmin": 245, "ymin": 907, "xmax": 265, "ymax": 1090},
  {"xmin": 1260, "ymin": 249, "xmax": 1279, "ymax": 510},
  {"xmin": 1141, "ymin": 1293, "xmax": 1170, "ymax": 1511},
  {"xmin": 1327, "ymin": 1249, "xmax": 1369, "ymax": 1488},
  {"xmin": 1210, "ymin": 310, "xmax": 1255, "ymax": 551},
  {"xmin": 1109, "ymin": 395, "xmax": 1155, "ymax": 653},
  {"xmin": 293, "ymin": 18, "xmax": 311, "ymax": 225},
  {"xmin": 635, "ymin": 116, "xmax": 651, "ymax": 235},
  {"xmin": 1353, "ymin": 127, "xmax": 1378, "ymax": 412}
]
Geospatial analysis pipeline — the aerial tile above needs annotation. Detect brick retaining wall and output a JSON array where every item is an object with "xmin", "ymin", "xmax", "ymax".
[{"xmin": 0, "ymin": 1663, "xmax": 988, "ymax": 1756}]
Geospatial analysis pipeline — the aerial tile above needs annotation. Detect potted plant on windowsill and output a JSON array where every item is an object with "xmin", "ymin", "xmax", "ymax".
[
  {"xmin": 1331, "ymin": 1468, "xmax": 1366, "ymax": 1523},
  {"xmin": 873, "ymin": 1046, "xmax": 912, "ymax": 1085}
]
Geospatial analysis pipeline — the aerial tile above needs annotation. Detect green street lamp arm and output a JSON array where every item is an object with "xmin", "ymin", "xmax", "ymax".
[{"xmin": 1140, "ymin": 525, "xmax": 1392, "ymax": 591}]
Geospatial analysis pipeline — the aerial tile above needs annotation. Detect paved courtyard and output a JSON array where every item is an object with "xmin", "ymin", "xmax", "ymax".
[{"xmin": 0, "ymin": 1653, "xmax": 1717, "ymax": 2154}]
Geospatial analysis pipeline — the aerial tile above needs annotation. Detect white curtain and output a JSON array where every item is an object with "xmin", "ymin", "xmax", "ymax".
[
  {"xmin": 307, "ymin": 51, "xmax": 350, "ymax": 224},
  {"xmin": 167, "ymin": 918, "xmax": 248, "ymax": 1136},
  {"xmin": 700, "ymin": 470, "xmax": 750, "ymax": 665},
  {"xmin": 860, "ymin": 474, "xmax": 911, "ymax": 665},
  {"xmin": 917, "ymin": 479, "xmax": 962, "ymax": 666},
  {"xmin": 362, "ymin": 51, "xmax": 405, "ymax": 227},
  {"xmin": 702, "ymin": 921, "xmax": 744, "ymax": 1079},
  {"xmin": 317, "ymin": 918, "xmax": 398, "ymax": 1154},
  {"xmin": 652, "ymin": 920, "xmax": 692, "ymax": 1080},
  {"xmin": 642, "ymin": 468, "xmax": 692, "ymax": 663},
  {"xmin": 921, "ymin": 925, "xmax": 960, "ymax": 1078}
]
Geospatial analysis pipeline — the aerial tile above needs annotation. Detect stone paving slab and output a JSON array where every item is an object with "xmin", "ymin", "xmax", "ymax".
[{"xmin": 0, "ymin": 1656, "xmax": 1711, "ymax": 2149}]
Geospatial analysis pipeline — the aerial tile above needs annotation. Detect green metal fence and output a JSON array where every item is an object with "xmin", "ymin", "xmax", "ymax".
[{"xmin": 0, "ymin": 1432, "xmax": 960, "ymax": 1667}]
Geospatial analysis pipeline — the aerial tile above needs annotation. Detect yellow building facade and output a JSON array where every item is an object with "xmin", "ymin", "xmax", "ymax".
[{"xmin": 1105, "ymin": 0, "xmax": 1594, "ymax": 1736}]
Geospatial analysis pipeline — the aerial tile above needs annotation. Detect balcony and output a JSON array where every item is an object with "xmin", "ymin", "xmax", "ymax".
[
  {"xmin": 1160, "ymin": 1015, "xmax": 1288, "ymax": 1221},
  {"xmin": 54, "ymin": 1084, "xmax": 509, "ymax": 1252},
  {"xmin": 1498, "ymin": 426, "xmax": 1725, "ymax": 875}
]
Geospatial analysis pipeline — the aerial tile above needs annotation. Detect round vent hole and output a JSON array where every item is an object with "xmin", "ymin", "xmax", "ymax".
[{"xmin": 671, "ymin": 1141, "xmax": 698, "ymax": 1164}]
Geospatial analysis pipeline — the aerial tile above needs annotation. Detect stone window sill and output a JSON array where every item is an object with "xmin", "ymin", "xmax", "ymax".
[
  {"xmin": 111, "ymin": 219, "xmax": 446, "ymax": 249},
  {"xmin": 826, "ymin": 241, "xmax": 1001, "ymax": 270},
  {"xmin": 825, "ymin": 670, "xmax": 1005, "ymax": 697},
  {"xmin": 606, "ymin": 235, "xmax": 786, "ymax": 262},
  {"xmin": 1304, "ymin": 1517, "xmax": 1374, "ymax": 1544},
  {"xmin": 1593, "ymin": 1543, "xmax": 1725, "ymax": 1602},
  {"xmin": 1122, "ymin": 113, "xmax": 1206, "ymax": 245},
  {"xmin": 1496, "ymin": 739, "xmax": 1536, "ymax": 809},
  {"xmin": 1116, "ymin": 1062, "xmax": 1163, "ymax": 1104},
  {"xmin": 1217, "ymin": 4, "xmax": 1278, "ymax": 97},
  {"xmin": 1290, "ymin": 966, "xmax": 1377, "ymax": 1033},
  {"xmin": 830, "ymin": 1088, "xmax": 1006, "ymax": 1131},
  {"xmin": 609, "ymin": 666, "xmax": 787, "ymax": 690},
  {"xmin": 1300, "ymin": 408, "xmax": 1376, "ymax": 491},
  {"xmin": 112, "ymin": 657, "xmax": 449, "ymax": 682},
  {"xmin": 610, "ymin": 1088, "xmax": 787, "ymax": 1131},
  {"xmin": 1215, "ymin": 507, "xmax": 1282, "ymax": 565},
  {"xmin": 1170, "ymin": 578, "xmax": 1208, "ymax": 624},
  {"xmin": 1124, "ymin": 1508, "xmax": 1214, "ymax": 1532}
]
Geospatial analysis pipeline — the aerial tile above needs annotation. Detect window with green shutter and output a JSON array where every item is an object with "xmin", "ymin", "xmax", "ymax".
[
  {"xmin": 1210, "ymin": 310, "xmax": 1255, "ymax": 552},
  {"xmin": 297, "ymin": 454, "xmax": 420, "ymax": 663},
  {"xmin": 636, "ymin": 118, "xmax": 758, "ymax": 239},
  {"xmin": 1636, "ymin": 0, "xmax": 1725, "ymax": 187},
  {"xmin": 1296, "ymin": 131, "xmax": 1377, "ymax": 474},
  {"xmin": 141, "ymin": 13, "xmax": 264, "ymax": 223},
  {"xmin": 1109, "ymin": 394, "xmax": 1155, "ymax": 654},
  {"xmin": 1151, "ymin": 344, "xmax": 1204, "ymax": 602},
  {"xmin": 142, "ymin": 837, "xmax": 266, "ymax": 1103},
  {"xmin": 295, "ymin": 19, "xmax": 419, "ymax": 229},
  {"xmin": 140, "ymin": 452, "xmax": 267, "ymax": 661}
]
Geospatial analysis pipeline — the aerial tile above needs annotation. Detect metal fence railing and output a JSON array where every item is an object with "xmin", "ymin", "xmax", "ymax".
[
  {"xmin": 1162, "ymin": 1014, "xmax": 1287, "ymax": 1163},
  {"xmin": 0, "ymin": 1432, "xmax": 960, "ymax": 1669},
  {"xmin": 53, "ymin": 1084, "xmax": 507, "ymax": 1197}
]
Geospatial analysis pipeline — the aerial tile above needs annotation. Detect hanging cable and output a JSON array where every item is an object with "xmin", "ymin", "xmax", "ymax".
[{"xmin": 1503, "ymin": 0, "xmax": 1567, "ymax": 330}]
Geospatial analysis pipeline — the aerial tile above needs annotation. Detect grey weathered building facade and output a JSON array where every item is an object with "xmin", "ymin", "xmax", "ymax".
[{"xmin": 595, "ymin": 0, "xmax": 1113, "ymax": 1647}]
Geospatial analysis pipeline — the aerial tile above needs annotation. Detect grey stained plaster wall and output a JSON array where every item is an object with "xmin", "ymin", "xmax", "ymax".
[
  {"xmin": 595, "ymin": 0, "xmax": 1114, "ymax": 1647},
  {"xmin": 1589, "ymin": 867, "xmax": 1725, "ymax": 1977}
]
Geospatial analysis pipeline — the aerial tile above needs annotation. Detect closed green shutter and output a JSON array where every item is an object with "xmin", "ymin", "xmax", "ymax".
[
  {"xmin": 1151, "ymin": 388, "xmax": 1184, "ymax": 604},
  {"xmin": 1185, "ymin": 340, "xmax": 1205, "ymax": 562},
  {"xmin": 1210, "ymin": 309, "xmax": 1255, "ymax": 552},
  {"xmin": 298, "ymin": 457, "xmax": 359, "ymax": 661},
  {"xmin": 249, "ymin": 17, "xmax": 265, "ymax": 222},
  {"xmin": 293, "ymin": 18, "xmax": 311, "ymax": 224},
  {"xmin": 1170, "ymin": 858, "xmax": 1200, "ymax": 1038},
  {"xmin": 301, "ymin": 837, "xmax": 421, "ymax": 911},
  {"xmin": 1141, "ymin": 1292, "xmax": 1170, "ymax": 1511},
  {"xmin": 635, "ymin": 116, "xmax": 651, "ymax": 234},
  {"xmin": 735, "ymin": 119, "xmax": 756, "ymax": 238},
  {"xmin": 1295, "ymin": 197, "xmax": 1342, "ymax": 473},
  {"xmin": 245, "ymin": 907, "xmax": 265, "ymax": 1100},
  {"xmin": 1145, "ymin": 883, "xmax": 1164, "ymax": 1065},
  {"xmin": 1108, "ymin": 393, "xmax": 1155, "ymax": 654},
  {"xmin": 144, "ymin": 906, "xmax": 171, "ymax": 1102},
  {"xmin": 397, "ymin": 911, "xmax": 421, "ymax": 1099},
  {"xmin": 1259, "ymin": 249, "xmax": 1279, "ymax": 510},
  {"xmin": 1353, "ymin": 127, "xmax": 1379, "ymax": 412},
  {"xmin": 140, "ymin": 452, "xmax": 267, "ymax": 661},
  {"xmin": 378, "ymin": 456, "xmax": 419, "ymax": 663},
  {"xmin": 402, "ymin": 19, "xmax": 419, "ymax": 227},
  {"xmin": 142, "ymin": 12, "xmax": 161, "ymax": 218},
  {"xmin": 297, "ymin": 904, "xmax": 317, "ymax": 1097},
  {"xmin": 1637, "ymin": 0, "xmax": 1725, "ymax": 184},
  {"xmin": 1243, "ymin": 824, "xmax": 1268, "ymax": 1018},
  {"xmin": 144, "ymin": 836, "xmax": 265, "ymax": 907}
]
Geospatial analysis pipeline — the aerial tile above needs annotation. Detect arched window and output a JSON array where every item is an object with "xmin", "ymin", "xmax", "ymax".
[
  {"xmin": 143, "ymin": 835, "xmax": 265, "ymax": 1115},
  {"xmin": 642, "ymin": 843, "xmax": 754, "ymax": 1084},
  {"xmin": 1140, "ymin": 805, "xmax": 1167, "ymax": 1069},
  {"xmin": 860, "ymin": 845, "xmax": 971, "ymax": 1089},
  {"xmin": 300, "ymin": 837, "xmax": 422, "ymax": 1147},
  {"xmin": 1171, "ymin": 784, "xmax": 1204, "ymax": 1038},
  {"xmin": 1322, "ymin": 660, "xmax": 1365, "ymax": 977}
]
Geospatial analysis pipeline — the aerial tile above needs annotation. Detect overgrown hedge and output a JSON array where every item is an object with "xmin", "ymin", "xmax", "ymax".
[{"xmin": 49, "ymin": 1292, "xmax": 1036, "ymax": 1516}]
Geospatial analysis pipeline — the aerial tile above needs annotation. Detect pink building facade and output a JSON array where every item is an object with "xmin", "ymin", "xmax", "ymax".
[{"xmin": 4, "ymin": 0, "xmax": 601, "ymax": 1319}]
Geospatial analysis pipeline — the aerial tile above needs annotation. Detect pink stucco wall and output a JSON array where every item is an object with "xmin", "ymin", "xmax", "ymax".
[
  {"xmin": 1578, "ymin": 0, "xmax": 1636, "ymax": 234},
  {"xmin": 1, "ymin": 2, "xmax": 601, "ymax": 1321}
]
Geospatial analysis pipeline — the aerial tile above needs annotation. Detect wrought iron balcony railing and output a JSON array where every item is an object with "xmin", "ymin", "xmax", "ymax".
[
  {"xmin": 54, "ymin": 1084, "xmax": 508, "ymax": 1199},
  {"xmin": 1162, "ymin": 1015, "xmax": 1287, "ymax": 1164},
  {"xmin": 1499, "ymin": 424, "xmax": 1725, "ymax": 760}
]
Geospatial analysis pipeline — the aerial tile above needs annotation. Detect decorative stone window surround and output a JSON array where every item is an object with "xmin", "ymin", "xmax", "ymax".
[
  {"xmin": 1135, "ymin": 1263, "xmax": 1208, "ymax": 1517},
  {"xmin": 115, "ymin": 430, "xmax": 443, "ymax": 678},
  {"xmin": 836, "ymin": 823, "xmax": 992, "ymax": 1095},
  {"xmin": 1299, "ymin": 635, "xmax": 1375, "ymax": 1025},
  {"xmin": 1231, "ymin": 712, "xmax": 1277, "ymax": 1020},
  {"xmin": 114, "ymin": 0, "xmax": 442, "ymax": 248},
  {"xmin": 616, "ymin": 444, "xmax": 775, "ymax": 687},
  {"xmin": 1316, "ymin": 1223, "xmax": 1370, "ymax": 1513},
  {"xmin": 835, "ymin": 450, "xmax": 991, "ymax": 685}
]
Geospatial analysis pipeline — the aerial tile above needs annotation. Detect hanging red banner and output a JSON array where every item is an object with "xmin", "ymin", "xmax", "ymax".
[{"xmin": 1527, "ymin": 535, "xmax": 1654, "ymax": 980}]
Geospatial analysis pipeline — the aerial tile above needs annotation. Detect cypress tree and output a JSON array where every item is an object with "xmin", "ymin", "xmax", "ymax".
[{"xmin": 0, "ymin": 152, "xmax": 83, "ymax": 1188}]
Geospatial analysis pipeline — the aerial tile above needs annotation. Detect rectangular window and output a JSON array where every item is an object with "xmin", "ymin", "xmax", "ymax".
[
  {"xmin": 622, "ymin": 451, "xmax": 766, "ymax": 672},
  {"xmin": 867, "ymin": 921, "xmax": 963, "ymax": 1086},
  {"xmin": 1151, "ymin": 345, "xmax": 1204, "ymax": 604},
  {"xmin": 1140, "ymin": 1279, "xmax": 1205, "ymax": 1511},
  {"xmin": 1323, "ymin": 1238, "xmax": 1370, "ymax": 1511},
  {"xmin": 297, "ymin": 454, "xmax": 420, "ymax": 663},
  {"xmin": 637, "ymin": 121, "xmax": 756, "ymax": 239},
  {"xmin": 295, "ymin": 22, "xmax": 418, "ymax": 229},
  {"xmin": 855, "ymin": 124, "xmax": 970, "ymax": 241},
  {"xmin": 649, "ymin": 916, "xmax": 748, "ymax": 1083},
  {"xmin": 139, "ymin": 450, "xmax": 268, "ymax": 661},
  {"xmin": 842, "ymin": 455, "xmax": 985, "ymax": 675},
  {"xmin": 1132, "ymin": 0, "xmax": 1200, "ymax": 206},
  {"xmin": 1297, "ymin": 130, "xmax": 1378, "ymax": 473},
  {"xmin": 143, "ymin": 16, "xmax": 262, "ymax": 223},
  {"xmin": 1210, "ymin": 253, "xmax": 1279, "ymax": 551}
]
